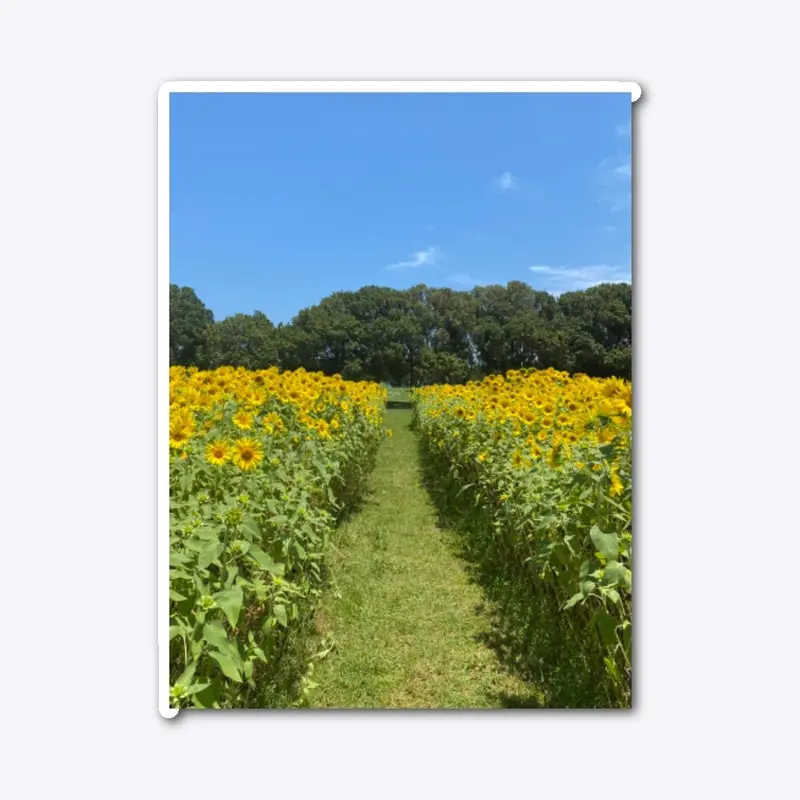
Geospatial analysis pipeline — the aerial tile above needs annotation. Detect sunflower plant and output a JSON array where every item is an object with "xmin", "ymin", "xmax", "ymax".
[
  {"xmin": 413, "ymin": 367, "xmax": 632, "ymax": 707},
  {"xmin": 168, "ymin": 366, "xmax": 386, "ymax": 708}
]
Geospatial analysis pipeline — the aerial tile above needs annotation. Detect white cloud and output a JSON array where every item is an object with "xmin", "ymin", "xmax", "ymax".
[
  {"xmin": 447, "ymin": 274, "xmax": 485, "ymax": 288},
  {"xmin": 528, "ymin": 264, "xmax": 631, "ymax": 293},
  {"xmin": 385, "ymin": 246, "xmax": 440, "ymax": 271},
  {"xmin": 596, "ymin": 154, "xmax": 632, "ymax": 212},
  {"xmin": 495, "ymin": 171, "xmax": 519, "ymax": 191}
]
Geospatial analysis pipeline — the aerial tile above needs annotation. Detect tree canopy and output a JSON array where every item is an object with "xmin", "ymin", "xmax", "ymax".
[
  {"xmin": 169, "ymin": 281, "xmax": 632, "ymax": 383},
  {"xmin": 169, "ymin": 284, "xmax": 214, "ymax": 368}
]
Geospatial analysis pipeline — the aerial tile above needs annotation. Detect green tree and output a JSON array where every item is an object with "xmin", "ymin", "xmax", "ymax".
[
  {"xmin": 208, "ymin": 311, "xmax": 278, "ymax": 370},
  {"xmin": 169, "ymin": 284, "xmax": 214, "ymax": 368},
  {"xmin": 558, "ymin": 283, "xmax": 632, "ymax": 378},
  {"xmin": 170, "ymin": 280, "xmax": 631, "ymax": 382}
]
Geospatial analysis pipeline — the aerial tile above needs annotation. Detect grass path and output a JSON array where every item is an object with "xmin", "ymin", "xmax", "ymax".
[{"xmin": 308, "ymin": 408, "xmax": 544, "ymax": 709}]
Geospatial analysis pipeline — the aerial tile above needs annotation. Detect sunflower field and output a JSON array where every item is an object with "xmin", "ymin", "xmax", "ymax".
[
  {"xmin": 413, "ymin": 368, "xmax": 632, "ymax": 707},
  {"xmin": 168, "ymin": 365, "xmax": 386, "ymax": 708}
]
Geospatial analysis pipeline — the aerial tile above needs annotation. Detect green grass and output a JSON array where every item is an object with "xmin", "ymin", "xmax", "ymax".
[
  {"xmin": 385, "ymin": 387, "xmax": 411, "ymax": 405},
  {"xmin": 306, "ymin": 408, "xmax": 545, "ymax": 708}
]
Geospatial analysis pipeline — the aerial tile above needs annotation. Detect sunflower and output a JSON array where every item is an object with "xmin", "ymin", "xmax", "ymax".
[
  {"xmin": 316, "ymin": 419, "xmax": 331, "ymax": 438},
  {"xmin": 597, "ymin": 426, "xmax": 616, "ymax": 444},
  {"xmin": 205, "ymin": 439, "xmax": 230, "ymax": 466},
  {"xmin": 232, "ymin": 437, "xmax": 264, "ymax": 470},
  {"xmin": 232, "ymin": 409, "xmax": 254, "ymax": 430},
  {"xmin": 610, "ymin": 469, "xmax": 625, "ymax": 497},
  {"xmin": 169, "ymin": 410, "xmax": 195, "ymax": 449}
]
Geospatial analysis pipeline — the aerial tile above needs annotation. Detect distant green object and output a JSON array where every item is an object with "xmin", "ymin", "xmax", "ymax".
[{"xmin": 385, "ymin": 386, "xmax": 412, "ymax": 408}]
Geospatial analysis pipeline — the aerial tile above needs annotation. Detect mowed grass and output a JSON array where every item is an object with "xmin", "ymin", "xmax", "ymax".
[
  {"xmin": 385, "ymin": 387, "xmax": 411, "ymax": 405},
  {"xmin": 308, "ymin": 408, "xmax": 544, "ymax": 708}
]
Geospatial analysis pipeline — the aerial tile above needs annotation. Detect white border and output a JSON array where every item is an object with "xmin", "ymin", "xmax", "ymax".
[
  {"xmin": 158, "ymin": 80, "xmax": 642, "ymax": 101},
  {"xmin": 157, "ymin": 80, "xmax": 640, "ymax": 718},
  {"xmin": 158, "ymin": 84, "xmax": 175, "ymax": 718}
]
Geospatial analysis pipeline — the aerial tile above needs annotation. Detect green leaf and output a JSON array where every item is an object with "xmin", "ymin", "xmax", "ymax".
[
  {"xmin": 202, "ymin": 621, "xmax": 230, "ymax": 650},
  {"xmin": 241, "ymin": 515, "xmax": 260, "ymax": 541},
  {"xmin": 170, "ymin": 589, "xmax": 187, "ymax": 602},
  {"xmin": 180, "ymin": 473, "xmax": 191, "ymax": 494},
  {"xmin": 184, "ymin": 682, "xmax": 211, "ymax": 696},
  {"xmin": 564, "ymin": 592, "xmax": 583, "ymax": 610},
  {"xmin": 590, "ymin": 526, "xmax": 619, "ymax": 562},
  {"xmin": 176, "ymin": 659, "xmax": 197, "ymax": 687},
  {"xmin": 294, "ymin": 541, "xmax": 307, "ymax": 560},
  {"xmin": 594, "ymin": 611, "xmax": 619, "ymax": 648},
  {"xmin": 197, "ymin": 541, "xmax": 224, "ymax": 570},
  {"xmin": 191, "ymin": 677, "xmax": 222, "ymax": 709},
  {"xmin": 603, "ymin": 561, "xmax": 630, "ymax": 588},
  {"xmin": 248, "ymin": 545, "xmax": 285, "ymax": 576},
  {"xmin": 621, "ymin": 620, "xmax": 632, "ymax": 654},
  {"xmin": 604, "ymin": 657, "xmax": 620, "ymax": 682},
  {"xmin": 252, "ymin": 579, "xmax": 268, "ymax": 601},
  {"xmin": 207, "ymin": 650, "xmax": 243, "ymax": 683},
  {"xmin": 274, "ymin": 604, "xmax": 288, "ymax": 628},
  {"xmin": 580, "ymin": 578, "xmax": 596, "ymax": 597},
  {"xmin": 225, "ymin": 566, "xmax": 239, "ymax": 588},
  {"xmin": 213, "ymin": 586, "xmax": 243, "ymax": 629},
  {"xmin": 169, "ymin": 624, "xmax": 186, "ymax": 641},
  {"xmin": 602, "ymin": 587, "xmax": 622, "ymax": 606},
  {"xmin": 193, "ymin": 525, "xmax": 221, "ymax": 541}
]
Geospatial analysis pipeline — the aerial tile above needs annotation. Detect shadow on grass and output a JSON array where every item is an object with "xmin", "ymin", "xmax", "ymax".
[
  {"xmin": 492, "ymin": 691, "xmax": 545, "ymax": 709},
  {"xmin": 416, "ymin": 440, "xmax": 615, "ymax": 710}
]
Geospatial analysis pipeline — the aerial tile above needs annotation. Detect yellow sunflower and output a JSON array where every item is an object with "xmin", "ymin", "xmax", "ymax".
[
  {"xmin": 232, "ymin": 409, "xmax": 254, "ymax": 430},
  {"xmin": 169, "ymin": 409, "xmax": 195, "ymax": 449},
  {"xmin": 205, "ymin": 439, "xmax": 230, "ymax": 466},
  {"xmin": 232, "ymin": 437, "xmax": 264, "ymax": 470}
]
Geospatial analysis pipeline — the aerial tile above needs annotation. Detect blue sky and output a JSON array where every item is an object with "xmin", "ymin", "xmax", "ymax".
[{"xmin": 170, "ymin": 92, "xmax": 631, "ymax": 325}]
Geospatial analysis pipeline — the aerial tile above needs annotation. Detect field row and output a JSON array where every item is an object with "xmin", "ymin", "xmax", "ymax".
[
  {"xmin": 169, "ymin": 366, "xmax": 386, "ymax": 708},
  {"xmin": 413, "ymin": 368, "xmax": 632, "ymax": 707}
]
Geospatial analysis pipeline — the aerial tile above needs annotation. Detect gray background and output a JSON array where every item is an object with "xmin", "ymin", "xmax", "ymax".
[{"xmin": 1, "ymin": 1, "xmax": 797, "ymax": 797}]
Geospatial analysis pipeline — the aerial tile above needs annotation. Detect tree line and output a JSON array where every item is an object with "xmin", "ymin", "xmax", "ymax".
[{"xmin": 169, "ymin": 280, "xmax": 631, "ymax": 384}]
